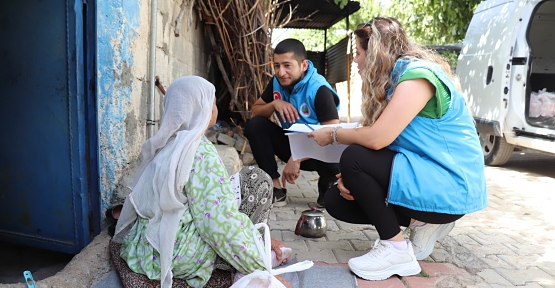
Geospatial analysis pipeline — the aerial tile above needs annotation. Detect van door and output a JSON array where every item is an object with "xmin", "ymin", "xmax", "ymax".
[{"xmin": 457, "ymin": 0, "xmax": 527, "ymax": 136}]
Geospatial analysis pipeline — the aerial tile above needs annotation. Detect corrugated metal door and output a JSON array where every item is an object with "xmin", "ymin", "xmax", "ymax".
[
  {"xmin": 0, "ymin": 0, "xmax": 99, "ymax": 253},
  {"xmin": 326, "ymin": 37, "xmax": 349, "ymax": 85}
]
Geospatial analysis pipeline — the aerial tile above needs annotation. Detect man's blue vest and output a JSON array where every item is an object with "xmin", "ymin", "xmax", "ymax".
[
  {"xmin": 386, "ymin": 58, "xmax": 488, "ymax": 215},
  {"xmin": 272, "ymin": 61, "xmax": 339, "ymax": 129}
]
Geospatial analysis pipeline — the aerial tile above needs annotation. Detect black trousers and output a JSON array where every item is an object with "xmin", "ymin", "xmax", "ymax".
[
  {"xmin": 325, "ymin": 144, "xmax": 464, "ymax": 240},
  {"xmin": 244, "ymin": 116, "xmax": 340, "ymax": 194}
]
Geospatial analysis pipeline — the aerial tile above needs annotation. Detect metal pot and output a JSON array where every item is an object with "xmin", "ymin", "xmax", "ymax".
[{"xmin": 294, "ymin": 207, "xmax": 327, "ymax": 238}]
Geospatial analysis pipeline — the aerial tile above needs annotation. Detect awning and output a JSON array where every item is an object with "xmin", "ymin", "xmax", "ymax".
[{"xmin": 277, "ymin": 0, "xmax": 361, "ymax": 30}]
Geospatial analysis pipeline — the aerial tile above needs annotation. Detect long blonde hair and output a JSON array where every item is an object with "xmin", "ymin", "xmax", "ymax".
[{"xmin": 355, "ymin": 17, "xmax": 460, "ymax": 127}]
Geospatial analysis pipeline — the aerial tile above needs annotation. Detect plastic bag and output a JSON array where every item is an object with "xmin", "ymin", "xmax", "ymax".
[
  {"xmin": 529, "ymin": 91, "xmax": 542, "ymax": 118},
  {"xmin": 230, "ymin": 223, "xmax": 314, "ymax": 288},
  {"xmin": 539, "ymin": 88, "xmax": 555, "ymax": 117}
]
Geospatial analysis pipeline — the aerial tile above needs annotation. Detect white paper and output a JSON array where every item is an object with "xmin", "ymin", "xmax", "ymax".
[{"xmin": 286, "ymin": 123, "xmax": 358, "ymax": 163}]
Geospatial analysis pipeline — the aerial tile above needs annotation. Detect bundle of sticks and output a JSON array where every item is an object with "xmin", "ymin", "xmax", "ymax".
[{"xmin": 197, "ymin": 0, "xmax": 301, "ymax": 121}]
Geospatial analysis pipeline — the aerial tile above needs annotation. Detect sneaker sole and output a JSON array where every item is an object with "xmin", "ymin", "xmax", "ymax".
[
  {"xmin": 272, "ymin": 200, "xmax": 287, "ymax": 207},
  {"xmin": 414, "ymin": 222, "xmax": 455, "ymax": 260},
  {"xmin": 349, "ymin": 260, "xmax": 421, "ymax": 281}
]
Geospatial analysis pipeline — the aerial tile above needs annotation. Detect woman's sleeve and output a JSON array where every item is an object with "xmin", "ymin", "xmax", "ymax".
[{"xmin": 184, "ymin": 141, "xmax": 265, "ymax": 274}]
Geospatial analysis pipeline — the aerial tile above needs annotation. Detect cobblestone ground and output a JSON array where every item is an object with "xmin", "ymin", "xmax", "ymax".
[{"xmin": 268, "ymin": 150, "xmax": 555, "ymax": 287}]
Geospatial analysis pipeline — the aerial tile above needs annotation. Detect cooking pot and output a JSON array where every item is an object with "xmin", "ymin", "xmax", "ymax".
[{"xmin": 294, "ymin": 207, "xmax": 327, "ymax": 238}]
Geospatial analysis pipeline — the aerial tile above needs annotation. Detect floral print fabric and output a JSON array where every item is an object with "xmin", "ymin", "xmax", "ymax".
[{"xmin": 120, "ymin": 137, "xmax": 269, "ymax": 287}]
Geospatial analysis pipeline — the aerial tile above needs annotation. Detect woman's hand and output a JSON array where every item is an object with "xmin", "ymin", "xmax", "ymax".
[
  {"xmin": 336, "ymin": 173, "xmax": 354, "ymax": 201},
  {"xmin": 307, "ymin": 127, "xmax": 334, "ymax": 146},
  {"xmin": 270, "ymin": 238, "xmax": 290, "ymax": 264}
]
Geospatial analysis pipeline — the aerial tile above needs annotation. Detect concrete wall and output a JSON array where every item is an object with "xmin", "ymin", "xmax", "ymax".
[{"xmin": 96, "ymin": 0, "xmax": 209, "ymax": 211}]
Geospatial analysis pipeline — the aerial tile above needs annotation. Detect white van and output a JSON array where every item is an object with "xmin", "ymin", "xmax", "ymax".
[{"xmin": 456, "ymin": 0, "xmax": 555, "ymax": 165}]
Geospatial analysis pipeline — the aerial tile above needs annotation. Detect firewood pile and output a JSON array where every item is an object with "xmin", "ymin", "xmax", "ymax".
[{"xmin": 196, "ymin": 0, "xmax": 305, "ymax": 121}]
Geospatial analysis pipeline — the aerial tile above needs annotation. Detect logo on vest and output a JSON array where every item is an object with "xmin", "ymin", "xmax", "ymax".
[
  {"xmin": 300, "ymin": 103, "xmax": 310, "ymax": 117},
  {"xmin": 273, "ymin": 91, "xmax": 281, "ymax": 100}
]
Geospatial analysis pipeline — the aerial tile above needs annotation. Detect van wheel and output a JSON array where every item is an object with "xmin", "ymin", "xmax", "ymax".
[{"xmin": 479, "ymin": 133, "xmax": 514, "ymax": 166}]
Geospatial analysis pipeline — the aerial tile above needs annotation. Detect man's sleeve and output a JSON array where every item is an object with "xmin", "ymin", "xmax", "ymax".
[
  {"xmin": 314, "ymin": 86, "xmax": 339, "ymax": 123},
  {"xmin": 260, "ymin": 80, "xmax": 274, "ymax": 103}
]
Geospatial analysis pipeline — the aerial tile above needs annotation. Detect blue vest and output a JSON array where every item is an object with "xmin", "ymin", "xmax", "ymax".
[
  {"xmin": 272, "ymin": 61, "xmax": 340, "ymax": 129},
  {"xmin": 386, "ymin": 59, "xmax": 488, "ymax": 215}
]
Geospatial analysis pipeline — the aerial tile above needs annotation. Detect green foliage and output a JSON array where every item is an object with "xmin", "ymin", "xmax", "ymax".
[
  {"xmin": 387, "ymin": 0, "xmax": 482, "ymax": 44},
  {"xmin": 334, "ymin": 0, "xmax": 349, "ymax": 9},
  {"xmin": 278, "ymin": 0, "xmax": 481, "ymax": 50}
]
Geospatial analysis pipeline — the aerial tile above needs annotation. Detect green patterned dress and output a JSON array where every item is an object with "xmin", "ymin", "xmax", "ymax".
[{"xmin": 120, "ymin": 137, "xmax": 270, "ymax": 287}]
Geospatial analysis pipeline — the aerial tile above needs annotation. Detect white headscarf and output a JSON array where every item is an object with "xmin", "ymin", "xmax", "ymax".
[{"xmin": 114, "ymin": 76, "xmax": 216, "ymax": 288}]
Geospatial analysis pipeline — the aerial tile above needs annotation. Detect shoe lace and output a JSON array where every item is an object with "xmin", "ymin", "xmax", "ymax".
[{"xmin": 368, "ymin": 239, "xmax": 388, "ymax": 257}]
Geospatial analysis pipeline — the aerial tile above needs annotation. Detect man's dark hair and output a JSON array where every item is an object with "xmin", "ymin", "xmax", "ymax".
[{"xmin": 273, "ymin": 38, "xmax": 307, "ymax": 64}]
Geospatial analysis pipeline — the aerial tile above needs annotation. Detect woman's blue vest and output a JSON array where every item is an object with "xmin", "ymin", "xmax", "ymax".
[
  {"xmin": 272, "ymin": 61, "xmax": 340, "ymax": 129},
  {"xmin": 386, "ymin": 59, "xmax": 488, "ymax": 215}
]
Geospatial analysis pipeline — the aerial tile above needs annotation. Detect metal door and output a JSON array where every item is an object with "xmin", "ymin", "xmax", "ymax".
[{"xmin": 0, "ymin": 0, "xmax": 99, "ymax": 253}]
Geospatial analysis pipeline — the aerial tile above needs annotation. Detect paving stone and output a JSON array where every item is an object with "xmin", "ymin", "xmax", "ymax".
[
  {"xmin": 462, "ymin": 243, "xmax": 518, "ymax": 258},
  {"xmin": 324, "ymin": 220, "xmax": 340, "ymax": 232},
  {"xmin": 452, "ymin": 234, "xmax": 481, "ymax": 246},
  {"xmin": 362, "ymin": 229, "xmax": 380, "ymax": 240},
  {"xmin": 403, "ymin": 275, "xmax": 438, "ymax": 288},
  {"xmin": 269, "ymin": 220, "xmax": 298, "ymax": 232},
  {"xmin": 334, "ymin": 250, "xmax": 367, "ymax": 264},
  {"xmin": 497, "ymin": 254, "xmax": 542, "ymax": 270},
  {"xmin": 294, "ymin": 250, "xmax": 337, "ymax": 263},
  {"xmin": 273, "ymin": 211, "xmax": 299, "ymax": 221},
  {"xmin": 480, "ymin": 255, "xmax": 516, "ymax": 269},
  {"xmin": 477, "ymin": 269, "xmax": 513, "ymax": 286},
  {"xmin": 356, "ymin": 276, "xmax": 406, "ymax": 288},
  {"xmin": 350, "ymin": 239, "xmax": 372, "ymax": 251},
  {"xmin": 270, "ymin": 230, "xmax": 282, "ymax": 241},
  {"xmin": 419, "ymin": 262, "xmax": 470, "ymax": 277},
  {"xmin": 504, "ymin": 242, "xmax": 547, "ymax": 256},
  {"xmin": 286, "ymin": 189, "xmax": 304, "ymax": 198},
  {"xmin": 306, "ymin": 239, "xmax": 354, "ymax": 251},
  {"xmin": 335, "ymin": 220, "xmax": 374, "ymax": 231},
  {"xmin": 325, "ymin": 230, "xmax": 366, "ymax": 241},
  {"xmin": 301, "ymin": 190, "xmax": 318, "ymax": 197},
  {"xmin": 288, "ymin": 196, "xmax": 314, "ymax": 205},
  {"xmin": 466, "ymin": 283, "xmax": 493, "ymax": 288},
  {"xmin": 282, "ymin": 240, "xmax": 308, "ymax": 252},
  {"xmin": 429, "ymin": 247, "xmax": 450, "ymax": 262},
  {"xmin": 467, "ymin": 233, "xmax": 517, "ymax": 246},
  {"xmin": 281, "ymin": 231, "xmax": 328, "ymax": 242},
  {"xmin": 496, "ymin": 267, "xmax": 555, "ymax": 286}
]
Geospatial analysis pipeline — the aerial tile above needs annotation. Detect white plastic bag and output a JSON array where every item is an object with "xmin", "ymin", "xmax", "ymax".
[
  {"xmin": 539, "ymin": 88, "xmax": 555, "ymax": 117},
  {"xmin": 230, "ymin": 223, "xmax": 314, "ymax": 288},
  {"xmin": 529, "ymin": 91, "xmax": 542, "ymax": 118}
]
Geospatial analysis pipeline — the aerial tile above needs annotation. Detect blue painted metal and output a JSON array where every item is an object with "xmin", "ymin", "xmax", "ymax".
[
  {"xmin": 96, "ymin": 0, "xmax": 140, "ymax": 211},
  {"xmin": 0, "ymin": 0, "xmax": 99, "ymax": 253}
]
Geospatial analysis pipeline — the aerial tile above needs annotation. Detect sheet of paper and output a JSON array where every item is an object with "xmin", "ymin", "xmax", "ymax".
[
  {"xmin": 285, "ymin": 122, "xmax": 358, "ymax": 133},
  {"xmin": 286, "ymin": 123, "xmax": 359, "ymax": 163}
]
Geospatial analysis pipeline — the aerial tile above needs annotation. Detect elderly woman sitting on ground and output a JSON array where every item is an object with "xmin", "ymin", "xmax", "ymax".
[{"xmin": 112, "ymin": 76, "xmax": 291, "ymax": 288}]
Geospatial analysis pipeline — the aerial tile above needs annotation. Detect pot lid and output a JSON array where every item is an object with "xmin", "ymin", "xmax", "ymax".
[{"xmin": 301, "ymin": 207, "xmax": 325, "ymax": 216}]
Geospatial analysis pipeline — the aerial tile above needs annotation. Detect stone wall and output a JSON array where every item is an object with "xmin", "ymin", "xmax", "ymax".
[{"xmin": 97, "ymin": 0, "xmax": 210, "ymax": 211}]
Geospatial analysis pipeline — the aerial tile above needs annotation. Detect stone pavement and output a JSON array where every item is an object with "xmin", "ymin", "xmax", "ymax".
[{"xmin": 268, "ymin": 151, "xmax": 555, "ymax": 288}]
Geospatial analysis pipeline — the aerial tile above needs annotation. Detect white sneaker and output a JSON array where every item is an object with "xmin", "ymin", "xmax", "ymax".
[
  {"xmin": 347, "ymin": 239, "xmax": 421, "ymax": 281},
  {"xmin": 409, "ymin": 222, "xmax": 455, "ymax": 260}
]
